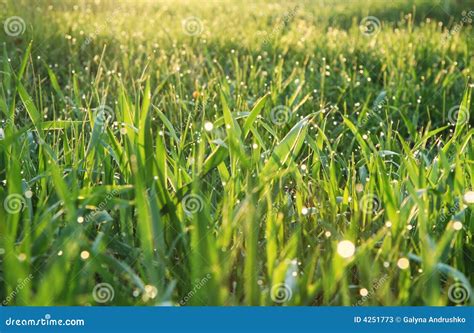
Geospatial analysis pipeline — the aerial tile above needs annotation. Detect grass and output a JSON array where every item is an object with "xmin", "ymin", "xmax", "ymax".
[{"xmin": 0, "ymin": 0, "xmax": 473, "ymax": 306}]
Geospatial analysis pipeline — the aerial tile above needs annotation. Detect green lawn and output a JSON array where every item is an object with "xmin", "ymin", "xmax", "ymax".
[{"xmin": 0, "ymin": 0, "xmax": 473, "ymax": 306}]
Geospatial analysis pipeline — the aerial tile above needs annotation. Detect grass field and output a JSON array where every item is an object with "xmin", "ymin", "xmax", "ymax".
[{"xmin": 0, "ymin": 0, "xmax": 473, "ymax": 306}]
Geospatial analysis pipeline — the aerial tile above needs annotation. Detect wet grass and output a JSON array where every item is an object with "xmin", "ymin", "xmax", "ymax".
[{"xmin": 0, "ymin": 0, "xmax": 473, "ymax": 305}]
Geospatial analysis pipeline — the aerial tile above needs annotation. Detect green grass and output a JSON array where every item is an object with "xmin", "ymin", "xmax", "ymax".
[{"xmin": 0, "ymin": 0, "xmax": 473, "ymax": 306}]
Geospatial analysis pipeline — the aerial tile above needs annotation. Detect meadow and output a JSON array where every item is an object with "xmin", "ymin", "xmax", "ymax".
[{"xmin": 0, "ymin": 0, "xmax": 473, "ymax": 306}]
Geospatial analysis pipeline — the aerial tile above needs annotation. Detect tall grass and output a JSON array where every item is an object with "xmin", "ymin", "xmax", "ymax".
[{"xmin": 0, "ymin": 0, "xmax": 473, "ymax": 306}]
